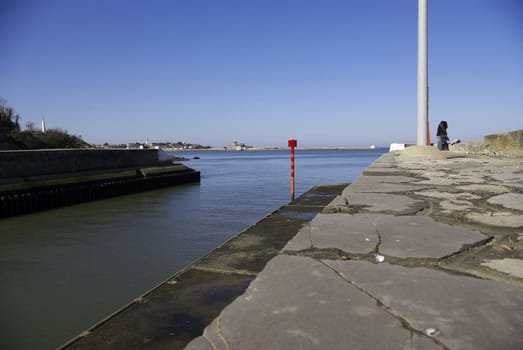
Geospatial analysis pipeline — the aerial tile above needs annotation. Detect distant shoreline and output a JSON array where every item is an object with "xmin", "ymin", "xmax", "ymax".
[{"xmin": 162, "ymin": 146, "xmax": 382, "ymax": 152}]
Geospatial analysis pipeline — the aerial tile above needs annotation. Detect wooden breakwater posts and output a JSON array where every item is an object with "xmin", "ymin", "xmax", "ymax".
[{"xmin": 0, "ymin": 149, "xmax": 200, "ymax": 218}]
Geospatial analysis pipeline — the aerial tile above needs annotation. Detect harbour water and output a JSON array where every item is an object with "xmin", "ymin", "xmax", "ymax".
[{"xmin": 0, "ymin": 148, "xmax": 385, "ymax": 350}]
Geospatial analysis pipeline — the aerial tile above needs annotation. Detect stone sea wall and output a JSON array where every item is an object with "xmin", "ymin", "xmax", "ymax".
[
  {"xmin": 0, "ymin": 149, "xmax": 200, "ymax": 218},
  {"xmin": 0, "ymin": 149, "xmax": 161, "ymax": 179},
  {"xmin": 451, "ymin": 129, "xmax": 523, "ymax": 156}
]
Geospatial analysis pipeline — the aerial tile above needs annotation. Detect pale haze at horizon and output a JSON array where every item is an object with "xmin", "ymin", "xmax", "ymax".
[{"xmin": 0, "ymin": 0, "xmax": 521, "ymax": 147}]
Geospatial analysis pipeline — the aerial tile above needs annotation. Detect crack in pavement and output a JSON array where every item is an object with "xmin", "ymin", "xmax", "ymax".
[
  {"xmin": 283, "ymin": 231, "xmax": 495, "ymax": 278},
  {"xmin": 436, "ymin": 236, "xmax": 494, "ymax": 265},
  {"xmin": 318, "ymin": 260, "xmax": 451, "ymax": 350},
  {"xmin": 282, "ymin": 248, "xmax": 352, "ymax": 261},
  {"xmin": 203, "ymin": 332, "xmax": 218, "ymax": 350},
  {"xmin": 216, "ymin": 316, "xmax": 231, "ymax": 350},
  {"xmin": 374, "ymin": 228, "xmax": 382, "ymax": 254},
  {"xmin": 307, "ymin": 222, "xmax": 314, "ymax": 250}
]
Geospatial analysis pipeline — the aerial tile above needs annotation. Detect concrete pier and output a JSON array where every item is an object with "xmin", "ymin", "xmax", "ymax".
[
  {"xmin": 184, "ymin": 147, "xmax": 523, "ymax": 350},
  {"xmin": 61, "ymin": 141, "xmax": 523, "ymax": 350}
]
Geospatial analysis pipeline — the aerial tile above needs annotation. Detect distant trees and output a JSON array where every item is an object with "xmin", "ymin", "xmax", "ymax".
[
  {"xmin": 0, "ymin": 98, "xmax": 21, "ymax": 131},
  {"xmin": 0, "ymin": 98, "xmax": 89, "ymax": 150}
]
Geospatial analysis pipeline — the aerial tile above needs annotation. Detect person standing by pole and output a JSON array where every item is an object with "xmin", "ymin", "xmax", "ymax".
[{"xmin": 436, "ymin": 121, "xmax": 449, "ymax": 150}]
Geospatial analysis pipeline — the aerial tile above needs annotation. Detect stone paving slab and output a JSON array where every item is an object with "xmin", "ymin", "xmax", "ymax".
[
  {"xmin": 284, "ymin": 213, "xmax": 489, "ymax": 259},
  {"xmin": 283, "ymin": 213, "xmax": 379, "ymax": 254},
  {"xmin": 345, "ymin": 181, "xmax": 423, "ymax": 193},
  {"xmin": 375, "ymin": 216, "xmax": 489, "ymax": 259},
  {"xmin": 439, "ymin": 199, "xmax": 475, "ymax": 213},
  {"xmin": 465, "ymin": 212, "xmax": 523, "ymax": 228},
  {"xmin": 185, "ymin": 255, "xmax": 443, "ymax": 350},
  {"xmin": 487, "ymin": 193, "xmax": 523, "ymax": 211},
  {"xmin": 481, "ymin": 258, "xmax": 523, "ymax": 279},
  {"xmin": 341, "ymin": 192, "xmax": 427, "ymax": 214},
  {"xmin": 414, "ymin": 190, "xmax": 481, "ymax": 201},
  {"xmin": 324, "ymin": 260, "xmax": 523, "ymax": 350},
  {"xmin": 456, "ymin": 184, "xmax": 510, "ymax": 194}
]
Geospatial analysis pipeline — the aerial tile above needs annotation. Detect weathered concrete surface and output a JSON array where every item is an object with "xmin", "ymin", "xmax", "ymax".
[
  {"xmin": 285, "ymin": 213, "xmax": 489, "ymax": 260},
  {"xmin": 482, "ymin": 258, "xmax": 523, "ymax": 279},
  {"xmin": 484, "ymin": 129, "xmax": 523, "ymax": 153},
  {"xmin": 0, "ymin": 148, "xmax": 161, "ymax": 178},
  {"xmin": 186, "ymin": 255, "xmax": 443, "ymax": 350},
  {"xmin": 325, "ymin": 260, "xmax": 523, "ymax": 350},
  {"xmin": 186, "ymin": 146, "xmax": 523, "ymax": 350},
  {"xmin": 451, "ymin": 129, "xmax": 523, "ymax": 156}
]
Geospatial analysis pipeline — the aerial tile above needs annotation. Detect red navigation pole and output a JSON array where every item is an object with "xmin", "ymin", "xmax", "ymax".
[{"xmin": 288, "ymin": 139, "xmax": 297, "ymax": 201}]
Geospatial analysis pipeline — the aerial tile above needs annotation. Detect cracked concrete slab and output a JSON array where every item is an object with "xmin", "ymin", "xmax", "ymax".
[
  {"xmin": 415, "ymin": 177, "xmax": 461, "ymax": 186},
  {"xmin": 481, "ymin": 258, "xmax": 523, "ymax": 279},
  {"xmin": 487, "ymin": 193, "xmax": 523, "ymax": 211},
  {"xmin": 403, "ymin": 169, "xmax": 488, "ymax": 186},
  {"xmin": 456, "ymin": 184, "xmax": 510, "ymax": 194},
  {"xmin": 283, "ymin": 213, "xmax": 379, "ymax": 254},
  {"xmin": 439, "ymin": 199, "xmax": 475, "ymax": 212},
  {"xmin": 375, "ymin": 216, "xmax": 489, "ymax": 259},
  {"xmin": 284, "ymin": 214, "xmax": 488, "ymax": 260},
  {"xmin": 343, "ymin": 192, "xmax": 427, "ymax": 214},
  {"xmin": 324, "ymin": 260, "xmax": 523, "ymax": 350},
  {"xmin": 414, "ymin": 190, "xmax": 481, "ymax": 201},
  {"xmin": 444, "ymin": 175, "xmax": 487, "ymax": 185},
  {"xmin": 465, "ymin": 212, "xmax": 523, "ymax": 228},
  {"xmin": 185, "ymin": 255, "xmax": 444, "ymax": 350},
  {"xmin": 359, "ymin": 175, "xmax": 419, "ymax": 183},
  {"xmin": 345, "ymin": 180, "xmax": 424, "ymax": 193}
]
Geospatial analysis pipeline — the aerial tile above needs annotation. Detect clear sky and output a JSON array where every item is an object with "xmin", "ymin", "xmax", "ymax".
[{"xmin": 1, "ymin": 0, "xmax": 521, "ymax": 147}]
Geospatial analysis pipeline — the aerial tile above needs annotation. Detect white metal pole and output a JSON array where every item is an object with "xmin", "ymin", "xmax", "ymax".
[{"xmin": 417, "ymin": 0, "xmax": 428, "ymax": 145}]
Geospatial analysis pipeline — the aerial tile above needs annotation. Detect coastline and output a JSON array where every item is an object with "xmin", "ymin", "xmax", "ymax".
[{"xmin": 162, "ymin": 146, "xmax": 382, "ymax": 152}]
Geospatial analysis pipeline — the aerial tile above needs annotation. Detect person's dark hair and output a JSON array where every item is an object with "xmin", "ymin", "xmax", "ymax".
[{"xmin": 437, "ymin": 121, "xmax": 448, "ymax": 136}]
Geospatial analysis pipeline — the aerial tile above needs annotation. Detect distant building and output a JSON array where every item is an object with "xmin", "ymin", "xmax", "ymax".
[{"xmin": 225, "ymin": 141, "xmax": 246, "ymax": 151}]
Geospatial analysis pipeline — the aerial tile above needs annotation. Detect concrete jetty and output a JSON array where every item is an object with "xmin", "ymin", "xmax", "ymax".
[{"xmin": 185, "ymin": 146, "xmax": 523, "ymax": 350}]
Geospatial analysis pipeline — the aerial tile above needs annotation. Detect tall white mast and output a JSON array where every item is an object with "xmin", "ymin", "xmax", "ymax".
[
  {"xmin": 417, "ymin": 0, "xmax": 428, "ymax": 145},
  {"xmin": 41, "ymin": 116, "xmax": 47, "ymax": 133}
]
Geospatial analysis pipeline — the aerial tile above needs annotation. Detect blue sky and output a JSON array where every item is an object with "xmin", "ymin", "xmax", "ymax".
[{"xmin": 1, "ymin": 0, "xmax": 521, "ymax": 147}]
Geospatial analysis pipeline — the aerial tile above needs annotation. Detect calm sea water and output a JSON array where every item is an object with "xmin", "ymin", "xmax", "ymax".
[{"xmin": 0, "ymin": 149, "xmax": 385, "ymax": 350}]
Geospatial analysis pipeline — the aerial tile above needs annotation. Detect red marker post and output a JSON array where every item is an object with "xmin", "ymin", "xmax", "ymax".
[{"xmin": 288, "ymin": 139, "xmax": 297, "ymax": 201}]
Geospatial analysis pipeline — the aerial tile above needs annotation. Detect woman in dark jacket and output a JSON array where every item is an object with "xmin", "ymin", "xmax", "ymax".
[{"xmin": 437, "ymin": 121, "xmax": 449, "ymax": 150}]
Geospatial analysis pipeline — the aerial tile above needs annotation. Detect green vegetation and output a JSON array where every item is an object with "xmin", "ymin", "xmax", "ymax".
[{"xmin": 0, "ymin": 98, "xmax": 88, "ymax": 150}]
